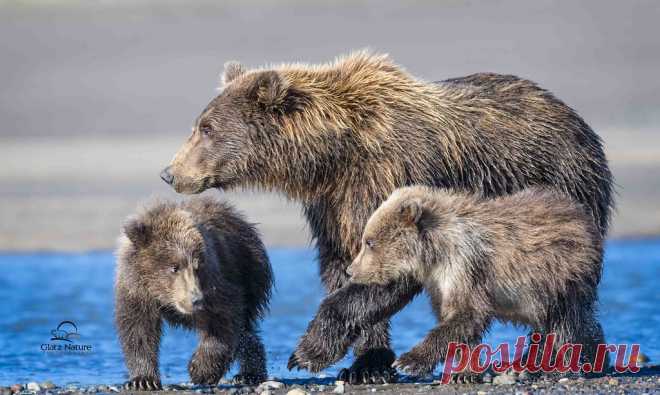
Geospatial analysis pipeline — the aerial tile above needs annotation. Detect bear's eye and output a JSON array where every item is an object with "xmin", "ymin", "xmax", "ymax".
[
  {"xmin": 200, "ymin": 125, "xmax": 213, "ymax": 136},
  {"xmin": 365, "ymin": 239, "xmax": 375, "ymax": 249},
  {"xmin": 169, "ymin": 265, "xmax": 179, "ymax": 274}
]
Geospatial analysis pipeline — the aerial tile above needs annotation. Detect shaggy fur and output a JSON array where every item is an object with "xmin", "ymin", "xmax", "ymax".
[
  {"xmin": 348, "ymin": 186, "xmax": 606, "ymax": 380},
  {"xmin": 161, "ymin": 51, "xmax": 613, "ymax": 383},
  {"xmin": 115, "ymin": 197, "xmax": 272, "ymax": 389}
]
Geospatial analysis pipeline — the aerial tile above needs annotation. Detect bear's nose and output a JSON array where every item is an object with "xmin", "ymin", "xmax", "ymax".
[
  {"xmin": 160, "ymin": 166, "xmax": 174, "ymax": 185},
  {"xmin": 191, "ymin": 295, "xmax": 204, "ymax": 311}
]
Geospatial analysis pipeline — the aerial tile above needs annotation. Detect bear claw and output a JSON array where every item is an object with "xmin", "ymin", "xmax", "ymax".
[
  {"xmin": 124, "ymin": 376, "xmax": 162, "ymax": 391},
  {"xmin": 337, "ymin": 366, "xmax": 397, "ymax": 384},
  {"xmin": 232, "ymin": 373, "xmax": 266, "ymax": 386}
]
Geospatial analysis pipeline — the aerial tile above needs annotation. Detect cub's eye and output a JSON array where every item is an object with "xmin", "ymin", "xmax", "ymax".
[
  {"xmin": 169, "ymin": 265, "xmax": 179, "ymax": 274},
  {"xmin": 365, "ymin": 239, "xmax": 375, "ymax": 249},
  {"xmin": 200, "ymin": 125, "xmax": 213, "ymax": 136}
]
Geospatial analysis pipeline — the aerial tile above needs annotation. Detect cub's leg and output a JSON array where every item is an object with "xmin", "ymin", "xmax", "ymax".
[
  {"xmin": 233, "ymin": 328, "xmax": 268, "ymax": 385},
  {"xmin": 115, "ymin": 291, "xmax": 163, "ymax": 391},
  {"xmin": 188, "ymin": 316, "xmax": 238, "ymax": 385},
  {"xmin": 394, "ymin": 311, "xmax": 490, "ymax": 383}
]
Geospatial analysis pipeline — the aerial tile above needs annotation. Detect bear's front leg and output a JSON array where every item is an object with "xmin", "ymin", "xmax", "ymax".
[
  {"xmin": 188, "ymin": 323, "xmax": 236, "ymax": 385},
  {"xmin": 288, "ymin": 278, "xmax": 421, "ymax": 378},
  {"xmin": 115, "ymin": 291, "xmax": 163, "ymax": 391}
]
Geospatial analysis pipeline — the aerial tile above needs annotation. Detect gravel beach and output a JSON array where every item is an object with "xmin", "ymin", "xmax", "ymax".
[{"xmin": 4, "ymin": 366, "xmax": 660, "ymax": 395}]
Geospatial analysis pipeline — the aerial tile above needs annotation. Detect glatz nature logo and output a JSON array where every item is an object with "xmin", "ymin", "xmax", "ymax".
[{"xmin": 41, "ymin": 321, "xmax": 92, "ymax": 352}]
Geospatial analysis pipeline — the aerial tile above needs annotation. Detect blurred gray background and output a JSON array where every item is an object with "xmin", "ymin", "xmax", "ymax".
[{"xmin": 1, "ymin": 0, "xmax": 658, "ymax": 251}]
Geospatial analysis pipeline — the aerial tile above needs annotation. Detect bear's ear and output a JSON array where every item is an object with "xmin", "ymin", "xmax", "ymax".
[
  {"xmin": 399, "ymin": 198, "xmax": 425, "ymax": 228},
  {"xmin": 123, "ymin": 217, "xmax": 152, "ymax": 247},
  {"xmin": 249, "ymin": 71, "xmax": 310, "ymax": 114},
  {"xmin": 221, "ymin": 61, "xmax": 246, "ymax": 85}
]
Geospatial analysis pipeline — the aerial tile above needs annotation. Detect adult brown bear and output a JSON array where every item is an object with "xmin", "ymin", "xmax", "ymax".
[{"xmin": 160, "ymin": 52, "xmax": 613, "ymax": 384}]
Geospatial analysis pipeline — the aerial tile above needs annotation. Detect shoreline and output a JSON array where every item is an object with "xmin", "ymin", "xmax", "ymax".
[{"xmin": 3, "ymin": 366, "xmax": 660, "ymax": 395}]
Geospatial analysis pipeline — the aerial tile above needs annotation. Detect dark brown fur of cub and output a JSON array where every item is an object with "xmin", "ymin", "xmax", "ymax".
[
  {"xmin": 162, "ymin": 51, "xmax": 613, "ymax": 382},
  {"xmin": 115, "ymin": 197, "xmax": 272, "ymax": 389},
  {"xmin": 349, "ymin": 186, "xmax": 606, "ymax": 379}
]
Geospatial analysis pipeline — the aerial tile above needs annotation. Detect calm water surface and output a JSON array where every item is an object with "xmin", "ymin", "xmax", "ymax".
[{"xmin": 0, "ymin": 240, "xmax": 658, "ymax": 385}]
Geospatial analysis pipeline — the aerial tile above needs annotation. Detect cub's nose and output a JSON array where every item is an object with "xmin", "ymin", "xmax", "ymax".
[
  {"xmin": 191, "ymin": 295, "xmax": 204, "ymax": 311},
  {"xmin": 160, "ymin": 166, "xmax": 174, "ymax": 185}
]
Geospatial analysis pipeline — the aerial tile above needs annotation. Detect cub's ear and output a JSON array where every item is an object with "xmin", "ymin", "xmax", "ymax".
[
  {"xmin": 249, "ymin": 71, "xmax": 310, "ymax": 113},
  {"xmin": 122, "ymin": 217, "xmax": 152, "ymax": 247},
  {"xmin": 221, "ymin": 61, "xmax": 246, "ymax": 85},
  {"xmin": 399, "ymin": 198, "xmax": 425, "ymax": 228}
]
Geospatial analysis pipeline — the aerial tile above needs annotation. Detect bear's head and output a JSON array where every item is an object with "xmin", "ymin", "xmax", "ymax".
[
  {"xmin": 119, "ymin": 203, "xmax": 218, "ymax": 315},
  {"xmin": 160, "ymin": 62, "xmax": 311, "ymax": 194},
  {"xmin": 347, "ymin": 188, "xmax": 433, "ymax": 285}
]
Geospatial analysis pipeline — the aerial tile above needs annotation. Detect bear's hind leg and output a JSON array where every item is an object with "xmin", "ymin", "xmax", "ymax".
[{"xmin": 233, "ymin": 329, "xmax": 267, "ymax": 385}]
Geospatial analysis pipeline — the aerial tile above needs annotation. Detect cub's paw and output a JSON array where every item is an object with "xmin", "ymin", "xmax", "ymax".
[
  {"xmin": 124, "ymin": 376, "xmax": 162, "ymax": 391},
  {"xmin": 393, "ymin": 350, "xmax": 436, "ymax": 377},
  {"xmin": 232, "ymin": 373, "xmax": 266, "ymax": 386},
  {"xmin": 337, "ymin": 348, "xmax": 398, "ymax": 384},
  {"xmin": 448, "ymin": 372, "xmax": 481, "ymax": 384},
  {"xmin": 188, "ymin": 351, "xmax": 228, "ymax": 385}
]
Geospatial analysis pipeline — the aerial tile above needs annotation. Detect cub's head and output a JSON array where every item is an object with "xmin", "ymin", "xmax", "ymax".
[
  {"xmin": 160, "ymin": 62, "xmax": 310, "ymax": 194},
  {"xmin": 118, "ymin": 203, "xmax": 215, "ymax": 315},
  {"xmin": 348, "ymin": 188, "xmax": 434, "ymax": 285}
]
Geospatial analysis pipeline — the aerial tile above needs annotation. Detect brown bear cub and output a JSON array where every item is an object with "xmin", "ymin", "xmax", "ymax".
[
  {"xmin": 348, "ymin": 186, "xmax": 606, "ymax": 381},
  {"xmin": 115, "ymin": 197, "xmax": 272, "ymax": 390}
]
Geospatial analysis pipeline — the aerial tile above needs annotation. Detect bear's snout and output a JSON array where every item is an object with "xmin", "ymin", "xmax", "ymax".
[{"xmin": 160, "ymin": 166, "xmax": 175, "ymax": 185}]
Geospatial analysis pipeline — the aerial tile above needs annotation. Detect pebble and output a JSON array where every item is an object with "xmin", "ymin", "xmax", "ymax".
[
  {"xmin": 493, "ymin": 374, "xmax": 517, "ymax": 385},
  {"xmin": 226, "ymin": 388, "xmax": 239, "ymax": 395},
  {"xmin": 608, "ymin": 377, "xmax": 620, "ymax": 386},
  {"xmin": 257, "ymin": 381, "xmax": 284, "ymax": 392},
  {"xmin": 286, "ymin": 389, "xmax": 309, "ymax": 395},
  {"xmin": 97, "ymin": 385, "xmax": 109, "ymax": 392},
  {"xmin": 9, "ymin": 385, "xmax": 22, "ymax": 394},
  {"xmin": 333, "ymin": 382, "xmax": 345, "ymax": 394},
  {"xmin": 40, "ymin": 381, "xmax": 56, "ymax": 390},
  {"xmin": 26, "ymin": 383, "xmax": 40, "ymax": 392},
  {"xmin": 86, "ymin": 385, "xmax": 98, "ymax": 393},
  {"xmin": 482, "ymin": 373, "xmax": 493, "ymax": 384},
  {"xmin": 259, "ymin": 390, "xmax": 272, "ymax": 395},
  {"xmin": 477, "ymin": 391, "xmax": 487, "ymax": 395},
  {"xmin": 558, "ymin": 377, "xmax": 570, "ymax": 383},
  {"xmin": 108, "ymin": 385, "xmax": 120, "ymax": 392}
]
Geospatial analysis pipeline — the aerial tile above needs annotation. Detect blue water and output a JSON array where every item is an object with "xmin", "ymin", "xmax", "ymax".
[{"xmin": 1, "ymin": 240, "xmax": 659, "ymax": 385}]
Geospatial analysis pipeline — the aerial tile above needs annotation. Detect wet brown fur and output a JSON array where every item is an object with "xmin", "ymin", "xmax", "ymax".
[
  {"xmin": 348, "ymin": 186, "xmax": 606, "ymax": 378},
  {"xmin": 163, "ymin": 51, "xmax": 613, "ymax": 381},
  {"xmin": 115, "ymin": 197, "xmax": 272, "ymax": 389}
]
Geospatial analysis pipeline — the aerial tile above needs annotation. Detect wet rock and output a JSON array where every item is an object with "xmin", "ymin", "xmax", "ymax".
[
  {"xmin": 558, "ymin": 377, "xmax": 570, "ymax": 383},
  {"xmin": 226, "ymin": 388, "xmax": 239, "ymax": 395},
  {"xmin": 333, "ymin": 381, "xmax": 345, "ymax": 394},
  {"xmin": 9, "ymin": 385, "xmax": 22, "ymax": 394},
  {"xmin": 26, "ymin": 383, "xmax": 40, "ymax": 392},
  {"xmin": 86, "ymin": 386, "xmax": 98, "ymax": 393},
  {"xmin": 482, "ymin": 373, "xmax": 493, "ymax": 384},
  {"xmin": 96, "ymin": 385, "xmax": 109, "ymax": 392},
  {"xmin": 0, "ymin": 387, "xmax": 12, "ymax": 395},
  {"xmin": 286, "ymin": 389, "xmax": 309, "ymax": 395},
  {"xmin": 257, "ymin": 381, "xmax": 284, "ymax": 393},
  {"xmin": 259, "ymin": 390, "xmax": 272, "ymax": 395},
  {"xmin": 608, "ymin": 377, "xmax": 620, "ymax": 386},
  {"xmin": 40, "ymin": 381, "xmax": 56, "ymax": 390},
  {"xmin": 493, "ymin": 374, "xmax": 516, "ymax": 385},
  {"xmin": 108, "ymin": 385, "xmax": 120, "ymax": 392}
]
